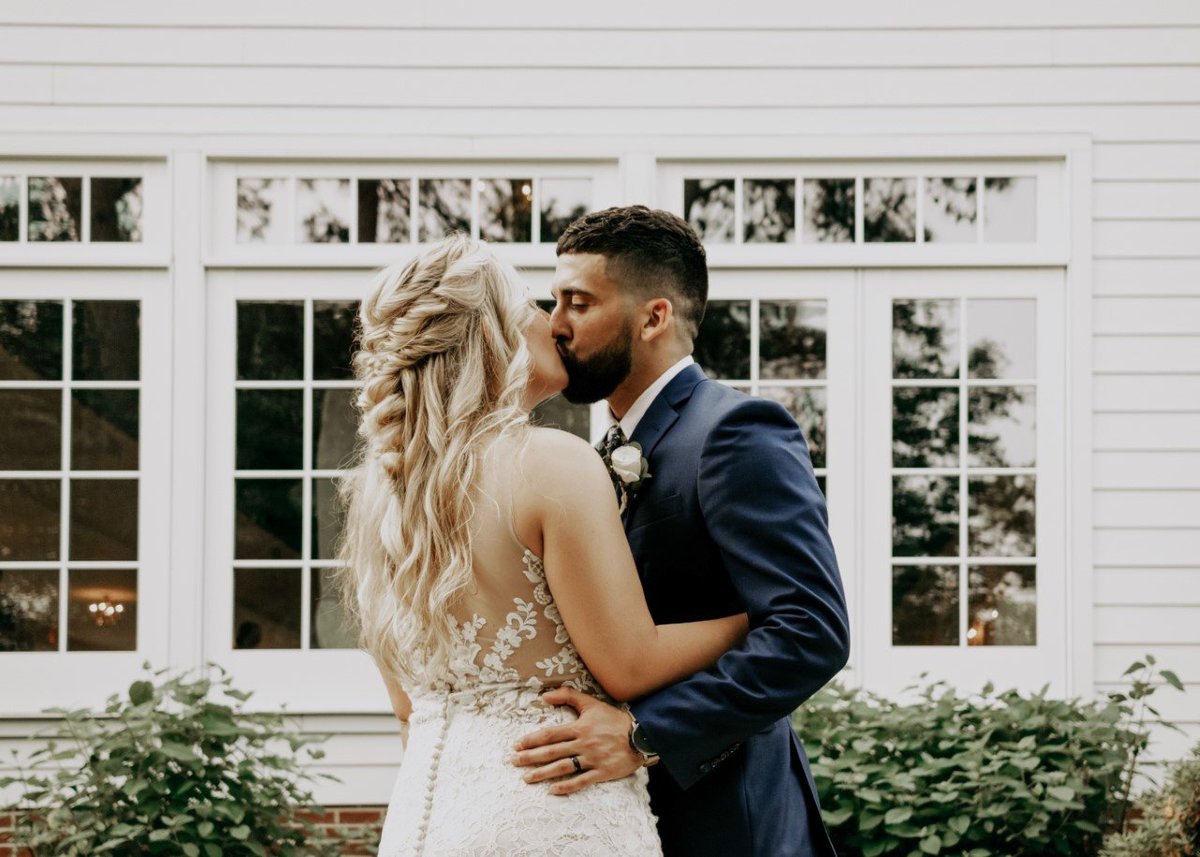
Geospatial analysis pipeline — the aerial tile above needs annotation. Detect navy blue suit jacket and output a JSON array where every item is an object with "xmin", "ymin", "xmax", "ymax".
[{"xmin": 624, "ymin": 363, "xmax": 849, "ymax": 857}]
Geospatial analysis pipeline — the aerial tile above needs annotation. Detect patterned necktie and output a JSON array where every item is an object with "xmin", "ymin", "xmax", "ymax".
[{"xmin": 598, "ymin": 423, "xmax": 628, "ymax": 458}]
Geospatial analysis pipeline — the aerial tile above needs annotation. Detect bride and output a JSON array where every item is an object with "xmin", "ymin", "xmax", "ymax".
[{"xmin": 334, "ymin": 235, "xmax": 748, "ymax": 856}]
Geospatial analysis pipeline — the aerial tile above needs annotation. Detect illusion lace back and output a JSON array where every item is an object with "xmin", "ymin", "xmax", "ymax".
[{"xmin": 376, "ymin": 549, "xmax": 662, "ymax": 856}]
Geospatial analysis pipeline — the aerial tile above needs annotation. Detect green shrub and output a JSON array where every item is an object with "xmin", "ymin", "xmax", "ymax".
[
  {"xmin": 1101, "ymin": 742, "xmax": 1200, "ymax": 857},
  {"xmin": 792, "ymin": 661, "xmax": 1183, "ymax": 857},
  {"xmin": 0, "ymin": 661, "xmax": 376, "ymax": 856}
]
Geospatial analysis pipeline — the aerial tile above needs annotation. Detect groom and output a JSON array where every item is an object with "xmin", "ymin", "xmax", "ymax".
[{"xmin": 511, "ymin": 206, "xmax": 850, "ymax": 856}]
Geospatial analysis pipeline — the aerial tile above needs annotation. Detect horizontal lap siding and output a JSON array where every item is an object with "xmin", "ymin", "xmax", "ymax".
[{"xmin": 0, "ymin": 7, "xmax": 1197, "ymax": 788}]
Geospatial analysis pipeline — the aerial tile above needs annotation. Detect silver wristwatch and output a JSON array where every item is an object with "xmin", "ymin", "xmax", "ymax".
[{"xmin": 626, "ymin": 709, "xmax": 660, "ymax": 767}]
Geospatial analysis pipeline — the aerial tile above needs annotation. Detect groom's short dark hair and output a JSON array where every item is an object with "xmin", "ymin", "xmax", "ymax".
[{"xmin": 556, "ymin": 205, "xmax": 708, "ymax": 343}]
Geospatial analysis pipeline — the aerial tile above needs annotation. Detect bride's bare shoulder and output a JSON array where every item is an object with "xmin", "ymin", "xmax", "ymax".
[{"xmin": 518, "ymin": 426, "xmax": 611, "ymax": 495}]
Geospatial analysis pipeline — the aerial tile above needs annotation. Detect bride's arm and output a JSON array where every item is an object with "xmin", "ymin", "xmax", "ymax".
[
  {"xmin": 380, "ymin": 671, "xmax": 412, "ymax": 748},
  {"xmin": 522, "ymin": 430, "xmax": 748, "ymax": 703}
]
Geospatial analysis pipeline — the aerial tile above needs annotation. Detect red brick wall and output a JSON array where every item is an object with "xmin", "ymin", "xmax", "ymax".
[{"xmin": 0, "ymin": 806, "xmax": 386, "ymax": 855}]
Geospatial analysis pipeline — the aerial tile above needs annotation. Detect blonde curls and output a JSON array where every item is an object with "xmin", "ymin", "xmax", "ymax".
[{"xmin": 334, "ymin": 235, "xmax": 535, "ymax": 686}]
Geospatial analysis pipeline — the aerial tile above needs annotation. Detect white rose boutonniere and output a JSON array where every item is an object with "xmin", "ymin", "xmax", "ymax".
[{"xmin": 597, "ymin": 441, "xmax": 651, "ymax": 513}]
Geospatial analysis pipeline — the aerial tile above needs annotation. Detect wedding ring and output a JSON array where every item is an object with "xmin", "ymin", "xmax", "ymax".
[{"xmin": 570, "ymin": 755, "xmax": 583, "ymax": 773}]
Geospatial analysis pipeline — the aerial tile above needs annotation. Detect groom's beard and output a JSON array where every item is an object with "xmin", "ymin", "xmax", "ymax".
[{"xmin": 558, "ymin": 322, "xmax": 634, "ymax": 405}]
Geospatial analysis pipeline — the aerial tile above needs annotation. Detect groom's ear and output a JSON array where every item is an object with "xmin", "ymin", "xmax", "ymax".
[{"xmin": 638, "ymin": 297, "xmax": 674, "ymax": 343}]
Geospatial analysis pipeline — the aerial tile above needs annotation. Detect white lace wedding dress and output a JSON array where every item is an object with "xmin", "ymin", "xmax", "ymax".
[{"xmin": 376, "ymin": 548, "xmax": 663, "ymax": 856}]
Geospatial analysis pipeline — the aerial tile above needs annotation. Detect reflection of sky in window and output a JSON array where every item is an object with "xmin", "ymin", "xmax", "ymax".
[
  {"xmin": 967, "ymin": 298, "xmax": 1036, "ymax": 378},
  {"xmin": 0, "ymin": 177, "xmax": 18, "ymax": 241},
  {"xmin": 296, "ymin": 179, "xmax": 351, "ymax": 244},
  {"xmin": 923, "ymin": 178, "xmax": 976, "ymax": 243},
  {"xmin": 984, "ymin": 177, "xmax": 1037, "ymax": 243},
  {"xmin": 540, "ymin": 179, "xmax": 591, "ymax": 243},
  {"xmin": 969, "ymin": 389, "xmax": 1036, "ymax": 468},
  {"xmin": 237, "ymin": 178, "xmax": 288, "ymax": 244}
]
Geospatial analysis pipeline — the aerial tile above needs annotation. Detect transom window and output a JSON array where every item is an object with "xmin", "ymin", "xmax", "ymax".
[{"xmin": 0, "ymin": 174, "xmax": 144, "ymax": 244}]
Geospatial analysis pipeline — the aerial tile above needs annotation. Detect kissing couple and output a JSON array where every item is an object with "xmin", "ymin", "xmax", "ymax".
[{"xmin": 335, "ymin": 205, "xmax": 851, "ymax": 856}]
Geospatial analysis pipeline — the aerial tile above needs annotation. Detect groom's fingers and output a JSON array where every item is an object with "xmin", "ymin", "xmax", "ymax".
[
  {"xmin": 521, "ymin": 754, "xmax": 583, "ymax": 784},
  {"xmin": 539, "ymin": 686, "xmax": 593, "ymax": 712},
  {"xmin": 549, "ymin": 769, "xmax": 603, "ymax": 796},
  {"xmin": 513, "ymin": 724, "xmax": 575, "ymax": 753},
  {"xmin": 511, "ymin": 739, "xmax": 578, "ymax": 768}
]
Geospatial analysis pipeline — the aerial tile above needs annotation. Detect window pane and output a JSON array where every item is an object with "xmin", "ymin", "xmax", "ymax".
[
  {"xmin": 313, "ymin": 300, "xmax": 358, "ymax": 381},
  {"xmin": 73, "ymin": 300, "xmax": 140, "ymax": 381},
  {"xmin": 0, "ymin": 177, "xmax": 18, "ymax": 242},
  {"xmin": 892, "ymin": 386, "xmax": 959, "ymax": 468},
  {"xmin": 923, "ymin": 178, "xmax": 977, "ymax": 243},
  {"xmin": 693, "ymin": 300, "xmax": 750, "ymax": 380},
  {"xmin": 967, "ymin": 298, "xmax": 1036, "ymax": 379},
  {"xmin": 418, "ymin": 179, "xmax": 471, "ymax": 242},
  {"xmin": 968, "ymin": 387, "xmax": 1036, "ymax": 468},
  {"xmin": 358, "ymin": 179, "xmax": 410, "ymax": 244},
  {"xmin": 0, "ymin": 300, "xmax": 63, "ymax": 382},
  {"xmin": 743, "ymin": 179, "xmax": 795, "ymax": 244},
  {"xmin": 311, "ymin": 567, "xmax": 357, "ymax": 649},
  {"xmin": 759, "ymin": 387, "xmax": 825, "ymax": 469},
  {"xmin": 802, "ymin": 179, "xmax": 854, "ymax": 243},
  {"xmin": 296, "ymin": 178, "xmax": 350, "ymax": 244},
  {"xmin": 684, "ymin": 179, "xmax": 735, "ymax": 243},
  {"xmin": 968, "ymin": 475, "xmax": 1035, "ymax": 557},
  {"xmin": 237, "ymin": 390, "xmax": 303, "ymax": 470},
  {"xmin": 237, "ymin": 301, "xmax": 303, "ymax": 380},
  {"xmin": 984, "ymin": 177, "xmax": 1037, "ymax": 243},
  {"xmin": 234, "ymin": 569, "xmax": 301, "ymax": 649},
  {"xmin": 892, "ymin": 475, "xmax": 959, "ymax": 557},
  {"xmin": 864, "ymin": 178, "xmax": 916, "ymax": 242},
  {"xmin": 237, "ymin": 178, "xmax": 288, "ymax": 244},
  {"xmin": 0, "ymin": 479, "xmax": 60, "ymax": 561},
  {"xmin": 0, "ymin": 390, "xmax": 61, "ymax": 470},
  {"xmin": 967, "ymin": 566, "xmax": 1036, "ymax": 646},
  {"xmin": 313, "ymin": 388, "xmax": 358, "ymax": 470},
  {"xmin": 70, "ymin": 479, "xmax": 138, "ymax": 561},
  {"xmin": 71, "ymin": 390, "xmax": 139, "ymax": 471},
  {"xmin": 235, "ymin": 478, "xmax": 302, "ymax": 560},
  {"xmin": 311, "ymin": 477, "xmax": 344, "ymax": 561},
  {"xmin": 478, "ymin": 178, "xmax": 533, "ymax": 243},
  {"xmin": 90, "ymin": 177, "xmax": 143, "ymax": 243},
  {"xmin": 892, "ymin": 565, "xmax": 958, "ymax": 646},
  {"xmin": 540, "ymin": 179, "xmax": 590, "ymax": 244},
  {"xmin": 530, "ymin": 395, "xmax": 591, "ymax": 441},
  {"xmin": 759, "ymin": 300, "xmax": 826, "ymax": 380},
  {"xmin": 0, "ymin": 568, "xmax": 58, "ymax": 652},
  {"xmin": 67, "ymin": 568, "xmax": 136, "ymax": 651},
  {"xmin": 892, "ymin": 299, "xmax": 959, "ymax": 380},
  {"xmin": 28, "ymin": 177, "xmax": 82, "ymax": 242}
]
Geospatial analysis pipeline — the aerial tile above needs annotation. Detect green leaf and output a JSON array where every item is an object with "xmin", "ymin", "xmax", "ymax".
[
  {"xmin": 1122, "ymin": 660, "xmax": 1146, "ymax": 676},
  {"xmin": 203, "ymin": 846, "xmax": 222, "ymax": 857},
  {"xmin": 1159, "ymin": 670, "xmax": 1184, "ymax": 691},
  {"xmin": 1046, "ymin": 786, "xmax": 1076, "ymax": 802},
  {"xmin": 863, "ymin": 841, "xmax": 890, "ymax": 857},
  {"xmin": 884, "ymin": 806, "xmax": 913, "ymax": 825},
  {"xmin": 197, "ymin": 820, "xmax": 214, "ymax": 837},
  {"xmin": 129, "ymin": 679, "xmax": 155, "ymax": 706},
  {"xmin": 920, "ymin": 834, "xmax": 943, "ymax": 855},
  {"xmin": 231, "ymin": 824, "xmax": 251, "ymax": 840},
  {"xmin": 182, "ymin": 845, "xmax": 200, "ymax": 857},
  {"xmin": 160, "ymin": 741, "xmax": 200, "ymax": 763},
  {"xmin": 949, "ymin": 815, "xmax": 970, "ymax": 835},
  {"xmin": 822, "ymin": 806, "xmax": 854, "ymax": 826}
]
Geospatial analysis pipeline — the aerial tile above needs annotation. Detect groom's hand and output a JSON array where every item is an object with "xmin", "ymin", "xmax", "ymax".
[{"xmin": 510, "ymin": 687, "xmax": 643, "ymax": 795}]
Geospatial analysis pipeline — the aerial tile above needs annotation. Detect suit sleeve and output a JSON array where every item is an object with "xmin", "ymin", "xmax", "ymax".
[{"xmin": 627, "ymin": 397, "xmax": 850, "ymax": 790}]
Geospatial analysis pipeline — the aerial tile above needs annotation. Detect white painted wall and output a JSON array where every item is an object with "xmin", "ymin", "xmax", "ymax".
[{"xmin": 1, "ymin": 1, "xmax": 1197, "ymax": 802}]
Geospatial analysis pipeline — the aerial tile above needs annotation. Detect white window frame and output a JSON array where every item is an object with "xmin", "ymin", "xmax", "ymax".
[{"xmin": 0, "ymin": 269, "xmax": 172, "ymax": 715}]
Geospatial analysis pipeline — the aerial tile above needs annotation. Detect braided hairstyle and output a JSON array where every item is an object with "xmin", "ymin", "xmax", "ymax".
[{"xmin": 334, "ymin": 234, "xmax": 534, "ymax": 686}]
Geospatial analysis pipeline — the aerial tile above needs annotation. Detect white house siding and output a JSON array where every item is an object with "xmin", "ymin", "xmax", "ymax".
[{"xmin": 1, "ymin": 1, "xmax": 1198, "ymax": 802}]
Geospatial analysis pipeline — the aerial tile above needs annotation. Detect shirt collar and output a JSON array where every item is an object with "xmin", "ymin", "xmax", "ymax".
[{"xmin": 610, "ymin": 355, "xmax": 695, "ymax": 439}]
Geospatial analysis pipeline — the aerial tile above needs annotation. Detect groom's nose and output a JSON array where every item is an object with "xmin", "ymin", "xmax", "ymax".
[{"xmin": 549, "ymin": 309, "xmax": 571, "ymax": 341}]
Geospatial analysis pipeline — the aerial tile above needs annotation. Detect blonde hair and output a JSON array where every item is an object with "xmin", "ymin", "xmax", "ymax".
[{"xmin": 334, "ymin": 235, "xmax": 534, "ymax": 686}]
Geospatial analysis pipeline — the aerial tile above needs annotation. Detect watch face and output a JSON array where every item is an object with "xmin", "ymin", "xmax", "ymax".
[{"xmin": 633, "ymin": 725, "xmax": 655, "ymax": 756}]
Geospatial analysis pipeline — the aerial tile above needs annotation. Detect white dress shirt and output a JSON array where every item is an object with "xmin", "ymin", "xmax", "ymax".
[{"xmin": 611, "ymin": 355, "xmax": 696, "ymax": 439}]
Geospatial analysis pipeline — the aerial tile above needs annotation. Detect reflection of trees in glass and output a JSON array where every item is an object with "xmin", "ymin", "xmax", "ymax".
[
  {"xmin": 759, "ymin": 300, "xmax": 825, "ymax": 379},
  {"xmin": 311, "ymin": 477, "xmax": 347, "ymax": 561},
  {"xmin": 760, "ymin": 387, "xmax": 825, "ymax": 469},
  {"xmin": 313, "ymin": 389, "xmax": 357, "ymax": 470},
  {"xmin": 313, "ymin": 300, "xmax": 358, "ymax": 381},
  {"xmin": 968, "ymin": 388, "xmax": 1035, "ymax": 468},
  {"xmin": 237, "ymin": 301, "xmax": 304, "ymax": 381},
  {"xmin": 892, "ymin": 565, "xmax": 958, "ymax": 645},
  {"xmin": 892, "ymin": 475, "xmax": 958, "ymax": 557},
  {"xmin": 969, "ymin": 475, "xmax": 1036, "ymax": 557},
  {"xmin": 743, "ymin": 179, "xmax": 795, "ymax": 243},
  {"xmin": 357, "ymin": 179, "xmax": 411, "ymax": 243},
  {"xmin": 28, "ymin": 177, "xmax": 82, "ymax": 242},
  {"xmin": 478, "ymin": 178, "xmax": 533, "ymax": 243},
  {"xmin": 418, "ymin": 179, "xmax": 471, "ymax": 242},
  {"xmin": 0, "ymin": 177, "xmax": 19, "ymax": 241},
  {"xmin": 540, "ymin": 179, "xmax": 591, "ymax": 243},
  {"xmin": 968, "ymin": 565, "xmax": 1036, "ymax": 645},
  {"xmin": 693, "ymin": 300, "xmax": 750, "ymax": 379},
  {"xmin": 864, "ymin": 177, "xmax": 916, "ymax": 242},
  {"xmin": 90, "ymin": 178, "xmax": 143, "ymax": 242},
  {"xmin": 892, "ymin": 387, "xmax": 958, "ymax": 468},
  {"xmin": 923, "ymin": 178, "xmax": 976, "ymax": 243},
  {"xmin": 684, "ymin": 179, "xmax": 735, "ymax": 243},
  {"xmin": 71, "ymin": 390, "xmax": 139, "ymax": 471},
  {"xmin": 236, "ymin": 178, "xmax": 285, "ymax": 244},
  {"xmin": 236, "ymin": 390, "xmax": 303, "ymax": 470},
  {"xmin": 0, "ymin": 300, "xmax": 63, "ymax": 382},
  {"xmin": 297, "ymin": 179, "xmax": 350, "ymax": 244},
  {"xmin": 892, "ymin": 299, "xmax": 959, "ymax": 379},
  {"xmin": 802, "ymin": 179, "xmax": 855, "ymax": 243},
  {"xmin": 0, "ymin": 569, "xmax": 58, "ymax": 652}
]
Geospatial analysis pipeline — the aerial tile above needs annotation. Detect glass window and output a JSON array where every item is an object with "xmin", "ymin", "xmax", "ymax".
[
  {"xmin": 864, "ymin": 178, "xmax": 916, "ymax": 242},
  {"xmin": 0, "ymin": 299, "xmax": 141, "ymax": 652},
  {"xmin": 296, "ymin": 179, "xmax": 351, "ymax": 244},
  {"xmin": 237, "ymin": 178, "xmax": 288, "ymax": 244},
  {"xmin": 1, "ymin": 177, "xmax": 19, "ymax": 242},
  {"xmin": 28, "ymin": 177, "xmax": 83, "ymax": 242},
  {"xmin": 743, "ymin": 179, "xmax": 795, "ymax": 244},
  {"xmin": 684, "ymin": 179, "xmax": 736, "ymax": 243},
  {"xmin": 418, "ymin": 179, "xmax": 472, "ymax": 242},
  {"xmin": 802, "ymin": 179, "xmax": 855, "ymax": 244},
  {"xmin": 358, "ymin": 179, "xmax": 411, "ymax": 244},
  {"xmin": 984, "ymin": 177, "xmax": 1037, "ymax": 243},
  {"xmin": 233, "ymin": 299, "xmax": 359, "ymax": 650},
  {"xmin": 891, "ymin": 297, "xmax": 1037, "ymax": 647},
  {"xmin": 923, "ymin": 178, "xmax": 977, "ymax": 243},
  {"xmin": 90, "ymin": 178, "xmax": 144, "ymax": 243},
  {"xmin": 539, "ymin": 179, "xmax": 591, "ymax": 244},
  {"xmin": 478, "ymin": 178, "xmax": 533, "ymax": 243}
]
